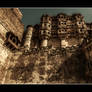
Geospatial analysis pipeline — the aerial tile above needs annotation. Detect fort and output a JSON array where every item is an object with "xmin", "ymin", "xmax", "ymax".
[{"xmin": 0, "ymin": 8, "xmax": 92, "ymax": 84}]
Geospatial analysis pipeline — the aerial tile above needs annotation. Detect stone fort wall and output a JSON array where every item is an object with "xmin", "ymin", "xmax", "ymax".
[{"xmin": 0, "ymin": 8, "xmax": 92, "ymax": 84}]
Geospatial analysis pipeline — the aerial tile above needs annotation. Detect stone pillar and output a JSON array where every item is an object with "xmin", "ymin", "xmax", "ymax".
[
  {"xmin": 61, "ymin": 39, "xmax": 69, "ymax": 48},
  {"xmin": 41, "ymin": 39, "xmax": 48, "ymax": 47},
  {"xmin": 24, "ymin": 25, "xmax": 33, "ymax": 51}
]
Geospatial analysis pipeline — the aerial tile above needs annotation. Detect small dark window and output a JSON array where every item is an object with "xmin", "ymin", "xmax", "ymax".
[
  {"xmin": 43, "ymin": 30, "xmax": 45, "ymax": 33},
  {"xmin": 79, "ymin": 22, "xmax": 81, "ymax": 24},
  {"xmin": 58, "ymin": 16, "xmax": 60, "ymax": 18},
  {"xmin": 49, "ymin": 18, "xmax": 51, "ymax": 21},
  {"xmin": 61, "ymin": 16, "xmax": 64, "ymax": 18},
  {"xmin": 80, "ymin": 29, "xmax": 82, "ymax": 32},
  {"xmin": 45, "ymin": 23, "xmax": 46, "ymax": 26},
  {"xmin": 12, "ymin": 38, "xmax": 16, "ymax": 43},
  {"xmin": 48, "ymin": 32, "xmax": 50, "ymax": 34},
  {"xmin": 78, "ymin": 16, "xmax": 80, "ymax": 18},
  {"xmin": 61, "ymin": 22, "xmax": 63, "ymax": 24},
  {"xmin": 10, "ymin": 35, "xmax": 13, "ymax": 40},
  {"xmin": 48, "ymin": 24, "xmax": 50, "ymax": 27},
  {"xmin": 59, "ymin": 30, "xmax": 61, "ymax": 32}
]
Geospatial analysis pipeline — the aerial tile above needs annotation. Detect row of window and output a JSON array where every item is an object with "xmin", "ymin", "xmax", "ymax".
[
  {"xmin": 41, "ymin": 17, "xmax": 52, "ymax": 23},
  {"xmin": 40, "ymin": 21, "xmax": 84, "ymax": 31},
  {"xmin": 40, "ymin": 14, "xmax": 84, "ymax": 25},
  {"xmin": 40, "ymin": 23, "xmax": 52, "ymax": 31},
  {"xmin": 39, "ymin": 29, "xmax": 85, "ymax": 38},
  {"xmin": 40, "ymin": 30, "xmax": 51, "ymax": 35},
  {"xmin": 58, "ymin": 21, "xmax": 83, "ymax": 26},
  {"xmin": 57, "ymin": 29, "xmax": 85, "ymax": 33}
]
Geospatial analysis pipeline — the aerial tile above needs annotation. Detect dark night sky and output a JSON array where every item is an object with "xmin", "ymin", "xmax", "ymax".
[{"xmin": 20, "ymin": 8, "xmax": 92, "ymax": 29}]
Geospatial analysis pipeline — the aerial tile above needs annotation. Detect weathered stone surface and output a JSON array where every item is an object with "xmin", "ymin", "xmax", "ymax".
[
  {"xmin": 0, "ymin": 8, "xmax": 24, "ymax": 84},
  {"xmin": 0, "ymin": 47, "xmax": 87, "ymax": 84},
  {"xmin": 0, "ymin": 8, "xmax": 24, "ymax": 41},
  {"xmin": 0, "ymin": 9, "xmax": 92, "ymax": 84}
]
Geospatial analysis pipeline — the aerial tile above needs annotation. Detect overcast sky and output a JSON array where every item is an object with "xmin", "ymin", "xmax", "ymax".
[{"xmin": 20, "ymin": 8, "xmax": 92, "ymax": 29}]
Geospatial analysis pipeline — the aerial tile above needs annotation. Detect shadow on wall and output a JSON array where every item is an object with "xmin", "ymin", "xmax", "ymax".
[
  {"xmin": 49, "ymin": 50, "xmax": 87, "ymax": 83},
  {"xmin": 7, "ymin": 48, "xmax": 92, "ymax": 83}
]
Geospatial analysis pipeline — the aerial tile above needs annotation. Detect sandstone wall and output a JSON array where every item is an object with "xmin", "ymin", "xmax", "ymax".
[
  {"xmin": 0, "ymin": 37, "xmax": 13, "ymax": 84},
  {"xmin": 0, "ymin": 8, "xmax": 24, "ymax": 41},
  {"xmin": 0, "ymin": 8, "xmax": 24, "ymax": 84},
  {"xmin": 1, "ymin": 47, "xmax": 89, "ymax": 84}
]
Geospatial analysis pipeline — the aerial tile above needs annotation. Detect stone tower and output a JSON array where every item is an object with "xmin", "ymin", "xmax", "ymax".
[
  {"xmin": 23, "ymin": 25, "xmax": 34, "ymax": 51},
  {"xmin": 39, "ymin": 14, "xmax": 52, "ymax": 47}
]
